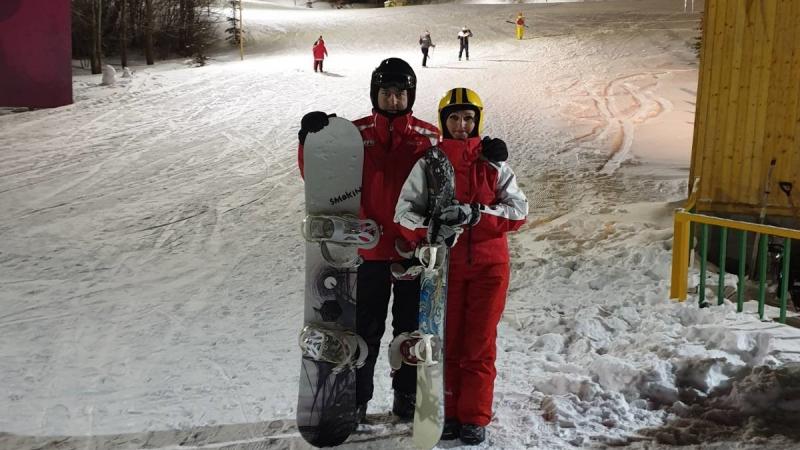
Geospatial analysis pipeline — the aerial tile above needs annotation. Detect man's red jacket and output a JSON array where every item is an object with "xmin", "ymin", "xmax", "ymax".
[{"xmin": 312, "ymin": 40, "xmax": 327, "ymax": 60}]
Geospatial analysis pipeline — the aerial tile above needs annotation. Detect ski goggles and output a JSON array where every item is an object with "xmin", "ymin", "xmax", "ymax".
[{"xmin": 372, "ymin": 72, "xmax": 416, "ymax": 90}]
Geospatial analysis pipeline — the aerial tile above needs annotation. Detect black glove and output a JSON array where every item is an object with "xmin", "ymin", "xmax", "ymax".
[
  {"xmin": 439, "ymin": 202, "xmax": 481, "ymax": 227},
  {"xmin": 298, "ymin": 111, "xmax": 336, "ymax": 145},
  {"xmin": 427, "ymin": 220, "xmax": 462, "ymax": 248},
  {"xmin": 481, "ymin": 136, "xmax": 508, "ymax": 163}
]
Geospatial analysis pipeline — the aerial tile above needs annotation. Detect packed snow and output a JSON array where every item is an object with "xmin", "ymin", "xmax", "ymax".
[{"xmin": 2, "ymin": 0, "xmax": 800, "ymax": 449}]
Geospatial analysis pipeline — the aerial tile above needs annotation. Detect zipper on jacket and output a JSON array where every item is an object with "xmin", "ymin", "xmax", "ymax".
[
  {"xmin": 467, "ymin": 141, "xmax": 475, "ymax": 265},
  {"xmin": 467, "ymin": 225, "xmax": 474, "ymax": 265}
]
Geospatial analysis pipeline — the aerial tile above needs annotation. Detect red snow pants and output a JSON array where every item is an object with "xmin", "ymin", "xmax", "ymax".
[{"xmin": 444, "ymin": 262, "xmax": 509, "ymax": 426}]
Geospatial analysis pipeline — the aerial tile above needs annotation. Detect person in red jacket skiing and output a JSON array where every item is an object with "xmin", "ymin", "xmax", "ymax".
[
  {"xmin": 394, "ymin": 87, "xmax": 528, "ymax": 445},
  {"xmin": 312, "ymin": 36, "xmax": 328, "ymax": 72},
  {"xmin": 297, "ymin": 58, "xmax": 440, "ymax": 422}
]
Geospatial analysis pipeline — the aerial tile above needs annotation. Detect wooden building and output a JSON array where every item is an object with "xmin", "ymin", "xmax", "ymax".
[{"xmin": 690, "ymin": 0, "xmax": 800, "ymax": 224}]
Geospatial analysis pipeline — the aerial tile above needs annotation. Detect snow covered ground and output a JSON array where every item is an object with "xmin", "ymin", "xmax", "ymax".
[{"xmin": 2, "ymin": 0, "xmax": 800, "ymax": 449}]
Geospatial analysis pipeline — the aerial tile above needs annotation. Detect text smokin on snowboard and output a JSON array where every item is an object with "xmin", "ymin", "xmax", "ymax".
[{"xmin": 329, "ymin": 187, "xmax": 362, "ymax": 206}]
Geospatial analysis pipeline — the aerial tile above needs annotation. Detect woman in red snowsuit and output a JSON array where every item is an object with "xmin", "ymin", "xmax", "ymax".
[
  {"xmin": 312, "ymin": 36, "xmax": 328, "ymax": 72},
  {"xmin": 394, "ymin": 87, "xmax": 528, "ymax": 445}
]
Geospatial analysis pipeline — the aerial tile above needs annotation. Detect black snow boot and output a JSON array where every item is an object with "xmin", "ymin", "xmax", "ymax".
[
  {"xmin": 441, "ymin": 418, "xmax": 461, "ymax": 440},
  {"xmin": 392, "ymin": 390, "xmax": 415, "ymax": 420},
  {"xmin": 460, "ymin": 424, "xmax": 486, "ymax": 445},
  {"xmin": 356, "ymin": 403, "xmax": 368, "ymax": 424}
]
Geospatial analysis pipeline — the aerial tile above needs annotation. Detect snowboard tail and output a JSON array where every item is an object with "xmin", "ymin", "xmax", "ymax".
[
  {"xmin": 412, "ymin": 251, "xmax": 450, "ymax": 449},
  {"xmin": 298, "ymin": 359, "xmax": 359, "ymax": 447}
]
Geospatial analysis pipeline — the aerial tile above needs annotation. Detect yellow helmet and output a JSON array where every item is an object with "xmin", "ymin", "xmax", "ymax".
[{"xmin": 437, "ymin": 87, "xmax": 484, "ymax": 138}]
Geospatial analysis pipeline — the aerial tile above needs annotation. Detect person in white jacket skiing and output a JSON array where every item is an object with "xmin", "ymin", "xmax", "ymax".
[
  {"xmin": 419, "ymin": 30, "xmax": 435, "ymax": 67},
  {"xmin": 457, "ymin": 26, "xmax": 473, "ymax": 61}
]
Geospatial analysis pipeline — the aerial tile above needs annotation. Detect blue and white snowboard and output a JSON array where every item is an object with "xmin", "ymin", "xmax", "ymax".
[{"xmin": 389, "ymin": 146, "xmax": 455, "ymax": 449}]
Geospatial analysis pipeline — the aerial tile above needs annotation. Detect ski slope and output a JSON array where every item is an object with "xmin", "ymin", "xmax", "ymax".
[{"xmin": 2, "ymin": 1, "xmax": 800, "ymax": 449}]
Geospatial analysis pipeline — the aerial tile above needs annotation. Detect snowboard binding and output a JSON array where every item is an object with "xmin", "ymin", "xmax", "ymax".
[
  {"xmin": 299, "ymin": 324, "xmax": 368, "ymax": 373},
  {"xmin": 391, "ymin": 263, "xmax": 424, "ymax": 280},
  {"xmin": 302, "ymin": 215, "xmax": 380, "ymax": 268},
  {"xmin": 417, "ymin": 245, "xmax": 444, "ymax": 270},
  {"xmin": 389, "ymin": 245, "xmax": 445, "ymax": 281},
  {"xmin": 391, "ymin": 239, "xmax": 423, "ymax": 280},
  {"xmin": 388, "ymin": 331, "xmax": 441, "ymax": 369}
]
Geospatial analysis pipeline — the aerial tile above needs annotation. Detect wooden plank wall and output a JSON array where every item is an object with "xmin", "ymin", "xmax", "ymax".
[{"xmin": 690, "ymin": 0, "xmax": 800, "ymax": 219}]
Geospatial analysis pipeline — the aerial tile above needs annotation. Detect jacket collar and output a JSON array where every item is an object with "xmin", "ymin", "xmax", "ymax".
[
  {"xmin": 441, "ymin": 136, "xmax": 483, "ymax": 162},
  {"xmin": 372, "ymin": 110, "xmax": 413, "ymax": 132}
]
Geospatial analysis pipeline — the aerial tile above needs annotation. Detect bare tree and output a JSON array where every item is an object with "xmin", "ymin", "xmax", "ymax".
[
  {"xmin": 120, "ymin": 0, "xmax": 128, "ymax": 67},
  {"xmin": 72, "ymin": 0, "xmax": 220, "ymax": 67},
  {"xmin": 144, "ymin": 0, "xmax": 154, "ymax": 65},
  {"xmin": 90, "ymin": 0, "xmax": 102, "ymax": 74}
]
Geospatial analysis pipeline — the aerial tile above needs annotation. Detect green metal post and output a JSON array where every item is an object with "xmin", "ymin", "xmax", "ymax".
[
  {"xmin": 779, "ymin": 237, "xmax": 791, "ymax": 324},
  {"xmin": 738, "ymin": 230, "xmax": 747, "ymax": 312},
  {"xmin": 758, "ymin": 234, "xmax": 768, "ymax": 320},
  {"xmin": 699, "ymin": 224, "xmax": 709, "ymax": 306},
  {"xmin": 718, "ymin": 227, "xmax": 728, "ymax": 305}
]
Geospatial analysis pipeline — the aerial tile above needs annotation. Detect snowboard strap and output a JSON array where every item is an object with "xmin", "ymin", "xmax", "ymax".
[
  {"xmin": 299, "ymin": 324, "xmax": 368, "ymax": 373},
  {"xmin": 320, "ymin": 242, "xmax": 364, "ymax": 268},
  {"xmin": 416, "ymin": 246, "xmax": 439, "ymax": 270},
  {"xmin": 390, "ymin": 263, "xmax": 424, "ymax": 280},
  {"xmin": 388, "ymin": 331, "xmax": 440, "ymax": 368}
]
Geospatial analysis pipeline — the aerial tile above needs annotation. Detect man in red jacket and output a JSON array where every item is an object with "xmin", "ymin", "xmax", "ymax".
[
  {"xmin": 394, "ymin": 88, "xmax": 528, "ymax": 445},
  {"xmin": 297, "ymin": 58, "xmax": 440, "ymax": 422},
  {"xmin": 312, "ymin": 36, "xmax": 327, "ymax": 72}
]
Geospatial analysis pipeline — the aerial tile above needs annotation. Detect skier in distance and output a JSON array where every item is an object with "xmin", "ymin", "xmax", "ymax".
[
  {"xmin": 419, "ymin": 30, "xmax": 435, "ymax": 67},
  {"xmin": 312, "ymin": 35, "xmax": 328, "ymax": 72},
  {"xmin": 458, "ymin": 26, "xmax": 473, "ymax": 61}
]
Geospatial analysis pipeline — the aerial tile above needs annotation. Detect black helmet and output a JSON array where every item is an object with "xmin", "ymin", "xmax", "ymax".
[{"xmin": 370, "ymin": 57, "xmax": 416, "ymax": 117}]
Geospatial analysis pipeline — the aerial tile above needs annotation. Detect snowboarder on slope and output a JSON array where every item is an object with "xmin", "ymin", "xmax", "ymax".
[
  {"xmin": 458, "ymin": 26, "xmax": 473, "ymax": 61},
  {"xmin": 312, "ymin": 36, "xmax": 328, "ymax": 72},
  {"xmin": 419, "ymin": 30, "xmax": 435, "ymax": 67},
  {"xmin": 297, "ymin": 58, "xmax": 440, "ymax": 422},
  {"xmin": 394, "ymin": 87, "xmax": 528, "ymax": 445}
]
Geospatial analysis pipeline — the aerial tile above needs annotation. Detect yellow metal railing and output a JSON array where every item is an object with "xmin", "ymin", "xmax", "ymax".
[{"xmin": 671, "ymin": 210, "xmax": 800, "ymax": 322}]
